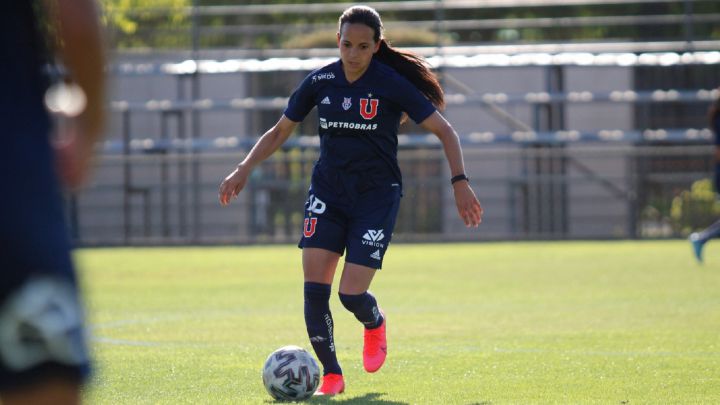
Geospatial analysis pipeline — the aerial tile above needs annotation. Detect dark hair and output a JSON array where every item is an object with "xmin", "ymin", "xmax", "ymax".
[{"xmin": 339, "ymin": 5, "xmax": 445, "ymax": 110}]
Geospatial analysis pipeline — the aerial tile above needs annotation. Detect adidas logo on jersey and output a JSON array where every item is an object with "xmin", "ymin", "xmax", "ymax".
[
  {"xmin": 321, "ymin": 96, "xmax": 330, "ymax": 105},
  {"xmin": 370, "ymin": 250, "xmax": 382, "ymax": 260},
  {"xmin": 362, "ymin": 229, "xmax": 385, "ymax": 248}
]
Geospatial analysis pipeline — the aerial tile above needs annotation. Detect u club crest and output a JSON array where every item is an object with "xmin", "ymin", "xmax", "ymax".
[
  {"xmin": 340, "ymin": 96, "xmax": 379, "ymax": 119},
  {"xmin": 359, "ymin": 98, "xmax": 379, "ymax": 120}
]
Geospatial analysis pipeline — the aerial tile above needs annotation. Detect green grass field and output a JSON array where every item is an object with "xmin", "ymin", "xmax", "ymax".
[{"xmin": 78, "ymin": 241, "xmax": 720, "ymax": 404}]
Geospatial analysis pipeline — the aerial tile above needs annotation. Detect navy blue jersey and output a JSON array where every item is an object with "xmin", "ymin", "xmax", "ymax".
[
  {"xmin": 0, "ymin": 1, "xmax": 51, "ymax": 135},
  {"xmin": 0, "ymin": 0, "xmax": 68, "ymax": 284},
  {"xmin": 284, "ymin": 59, "xmax": 436, "ymax": 185}
]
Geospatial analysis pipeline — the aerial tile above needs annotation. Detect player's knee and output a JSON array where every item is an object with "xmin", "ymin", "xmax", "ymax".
[
  {"xmin": 304, "ymin": 282, "xmax": 331, "ymax": 304},
  {"xmin": 338, "ymin": 291, "xmax": 369, "ymax": 312}
]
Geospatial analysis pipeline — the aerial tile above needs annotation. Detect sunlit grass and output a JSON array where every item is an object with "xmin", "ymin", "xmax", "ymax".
[{"xmin": 79, "ymin": 241, "xmax": 720, "ymax": 404}]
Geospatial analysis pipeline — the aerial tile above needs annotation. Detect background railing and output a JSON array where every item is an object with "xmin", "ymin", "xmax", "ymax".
[
  {"xmin": 70, "ymin": 143, "xmax": 715, "ymax": 245},
  {"xmin": 73, "ymin": 0, "xmax": 720, "ymax": 245},
  {"xmin": 103, "ymin": 0, "xmax": 719, "ymax": 52}
]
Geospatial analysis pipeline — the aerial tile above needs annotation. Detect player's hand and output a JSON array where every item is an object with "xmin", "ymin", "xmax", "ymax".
[
  {"xmin": 218, "ymin": 165, "xmax": 249, "ymax": 206},
  {"xmin": 453, "ymin": 181, "xmax": 483, "ymax": 227}
]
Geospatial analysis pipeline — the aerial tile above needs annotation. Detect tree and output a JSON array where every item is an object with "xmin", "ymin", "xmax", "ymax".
[{"xmin": 101, "ymin": 0, "xmax": 190, "ymax": 49}]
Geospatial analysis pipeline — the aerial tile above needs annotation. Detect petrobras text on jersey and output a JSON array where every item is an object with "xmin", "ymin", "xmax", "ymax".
[
  {"xmin": 312, "ymin": 72, "xmax": 335, "ymax": 83},
  {"xmin": 319, "ymin": 117, "xmax": 378, "ymax": 131}
]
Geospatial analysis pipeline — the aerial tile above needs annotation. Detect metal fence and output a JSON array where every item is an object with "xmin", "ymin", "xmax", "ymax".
[
  {"xmin": 69, "ymin": 142, "xmax": 714, "ymax": 246},
  {"xmin": 105, "ymin": 0, "xmax": 719, "ymax": 51},
  {"xmin": 73, "ymin": 0, "xmax": 720, "ymax": 246}
]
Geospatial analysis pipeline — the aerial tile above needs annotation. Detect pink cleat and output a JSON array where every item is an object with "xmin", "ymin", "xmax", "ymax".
[
  {"xmin": 363, "ymin": 311, "xmax": 387, "ymax": 373},
  {"xmin": 314, "ymin": 373, "xmax": 345, "ymax": 396}
]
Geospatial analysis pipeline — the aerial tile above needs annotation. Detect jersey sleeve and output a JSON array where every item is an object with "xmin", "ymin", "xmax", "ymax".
[
  {"xmin": 283, "ymin": 73, "xmax": 317, "ymax": 123},
  {"xmin": 391, "ymin": 74, "xmax": 437, "ymax": 124}
]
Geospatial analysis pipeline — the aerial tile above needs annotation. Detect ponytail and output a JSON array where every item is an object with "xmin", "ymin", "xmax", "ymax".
[
  {"xmin": 375, "ymin": 39, "xmax": 445, "ymax": 110},
  {"xmin": 339, "ymin": 5, "xmax": 445, "ymax": 110}
]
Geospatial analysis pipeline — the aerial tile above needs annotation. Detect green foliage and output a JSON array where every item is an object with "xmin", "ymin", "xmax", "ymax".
[
  {"xmin": 100, "ymin": 0, "xmax": 191, "ymax": 49},
  {"xmin": 97, "ymin": 1, "xmax": 719, "ymax": 50},
  {"xmin": 671, "ymin": 178, "xmax": 720, "ymax": 235},
  {"xmin": 80, "ymin": 242, "xmax": 720, "ymax": 404}
]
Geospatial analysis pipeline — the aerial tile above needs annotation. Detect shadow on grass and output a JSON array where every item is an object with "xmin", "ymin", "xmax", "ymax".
[
  {"xmin": 266, "ymin": 394, "xmax": 498, "ymax": 404},
  {"xmin": 267, "ymin": 392, "xmax": 410, "ymax": 404},
  {"xmin": 311, "ymin": 393, "xmax": 408, "ymax": 404}
]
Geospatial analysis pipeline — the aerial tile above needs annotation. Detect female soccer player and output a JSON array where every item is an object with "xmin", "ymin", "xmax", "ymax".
[{"xmin": 219, "ymin": 5, "xmax": 482, "ymax": 395}]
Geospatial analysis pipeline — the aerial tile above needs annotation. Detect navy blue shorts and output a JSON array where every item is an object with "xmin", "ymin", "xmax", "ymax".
[
  {"xmin": 298, "ymin": 166, "xmax": 402, "ymax": 269},
  {"xmin": 0, "ymin": 130, "xmax": 91, "ymax": 390},
  {"xmin": 0, "ymin": 276, "xmax": 91, "ymax": 391}
]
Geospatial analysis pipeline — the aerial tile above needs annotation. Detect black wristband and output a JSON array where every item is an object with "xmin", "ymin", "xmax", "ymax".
[{"xmin": 451, "ymin": 174, "xmax": 469, "ymax": 185}]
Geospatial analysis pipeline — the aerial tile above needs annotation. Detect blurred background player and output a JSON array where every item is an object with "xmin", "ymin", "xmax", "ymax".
[
  {"xmin": 219, "ymin": 5, "xmax": 482, "ymax": 396},
  {"xmin": 689, "ymin": 88, "xmax": 720, "ymax": 263},
  {"xmin": 0, "ymin": 1, "xmax": 105, "ymax": 404}
]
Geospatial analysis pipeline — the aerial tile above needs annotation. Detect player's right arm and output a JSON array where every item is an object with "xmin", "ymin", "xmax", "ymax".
[{"xmin": 219, "ymin": 115, "xmax": 298, "ymax": 206}]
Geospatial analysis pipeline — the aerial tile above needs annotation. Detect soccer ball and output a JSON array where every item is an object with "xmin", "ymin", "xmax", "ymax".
[{"xmin": 262, "ymin": 345, "xmax": 320, "ymax": 401}]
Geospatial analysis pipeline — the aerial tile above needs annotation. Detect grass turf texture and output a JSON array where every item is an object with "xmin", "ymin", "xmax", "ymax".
[{"xmin": 78, "ymin": 241, "xmax": 720, "ymax": 404}]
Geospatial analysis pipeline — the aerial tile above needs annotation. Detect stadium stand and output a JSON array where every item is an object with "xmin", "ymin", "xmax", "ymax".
[{"xmin": 69, "ymin": 0, "xmax": 719, "ymax": 244}]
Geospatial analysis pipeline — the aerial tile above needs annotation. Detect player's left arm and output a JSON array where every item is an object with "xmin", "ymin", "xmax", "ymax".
[
  {"xmin": 46, "ymin": 0, "xmax": 106, "ymax": 189},
  {"xmin": 420, "ymin": 111, "xmax": 483, "ymax": 227}
]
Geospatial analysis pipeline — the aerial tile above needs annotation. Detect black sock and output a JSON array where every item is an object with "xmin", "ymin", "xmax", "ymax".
[
  {"xmin": 304, "ymin": 282, "xmax": 342, "ymax": 375},
  {"xmin": 338, "ymin": 291, "xmax": 384, "ymax": 329}
]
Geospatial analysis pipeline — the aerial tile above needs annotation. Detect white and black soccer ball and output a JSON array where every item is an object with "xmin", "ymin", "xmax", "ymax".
[{"xmin": 262, "ymin": 345, "xmax": 320, "ymax": 401}]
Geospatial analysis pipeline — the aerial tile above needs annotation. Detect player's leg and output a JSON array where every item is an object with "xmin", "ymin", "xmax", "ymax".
[
  {"xmin": 303, "ymin": 247, "xmax": 341, "ymax": 285},
  {"xmin": 689, "ymin": 218, "xmax": 720, "ymax": 263},
  {"xmin": 302, "ymin": 248, "xmax": 343, "ymax": 376},
  {"xmin": 339, "ymin": 186, "xmax": 401, "ymax": 373},
  {"xmin": 302, "ymin": 248, "xmax": 345, "ymax": 395},
  {"xmin": 338, "ymin": 263, "xmax": 387, "ymax": 373},
  {"xmin": 691, "ymin": 159, "xmax": 720, "ymax": 263},
  {"xmin": 298, "ymin": 188, "xmax": 348, "ymax": 395},
  {"xmin": 338, "ymin": 263, "xmax": 382, "ymax": 327}
]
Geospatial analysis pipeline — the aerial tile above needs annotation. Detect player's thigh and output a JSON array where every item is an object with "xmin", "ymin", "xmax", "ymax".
[
  {"xmin": 298, "ymin": 189, "xmax": 347, "ymax": 284},
  {"xmin": 345, "ymin": 187, "xmax": 402, "ymax": 270},
  {"xmin": 302, "ymin": 248, "xmax": 342, "ymax": 284}
]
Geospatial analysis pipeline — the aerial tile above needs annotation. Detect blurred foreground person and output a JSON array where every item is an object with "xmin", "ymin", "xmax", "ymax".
[{"xmin": 0, "ymin": 1, "xmax": 105, "ymax": 404}]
